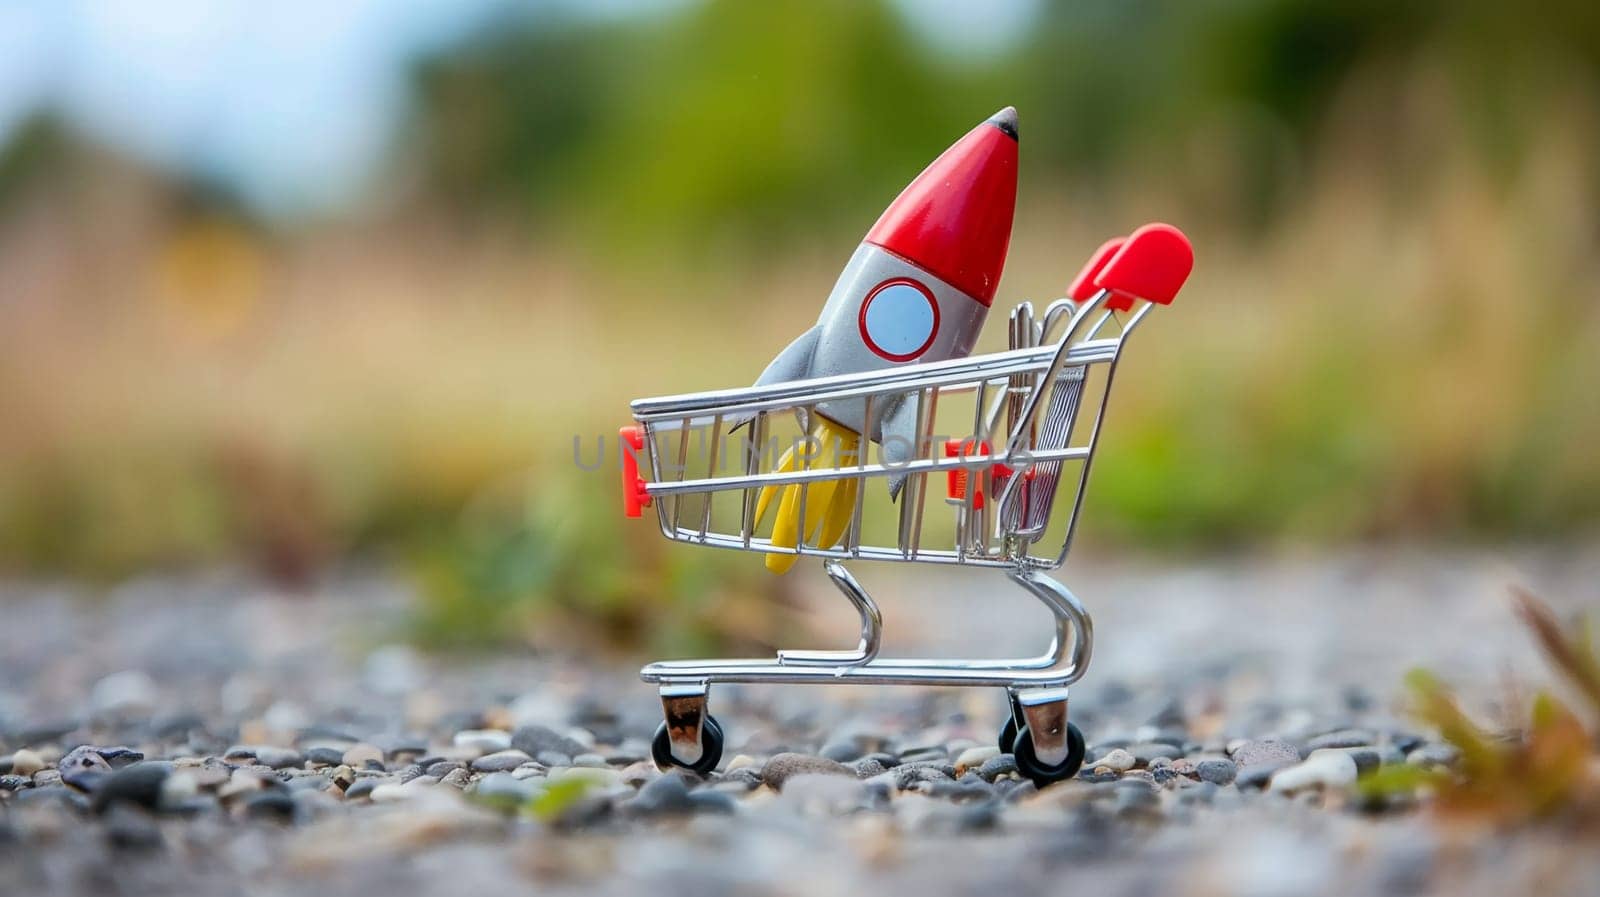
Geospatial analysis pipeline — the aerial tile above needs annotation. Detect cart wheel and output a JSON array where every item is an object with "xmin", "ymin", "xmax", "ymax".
[
  {"xmin": 997, "ymin": 716, "xmax": 1019, "ymax": 755},
  {"xmin": 651, "ymin": 715, "xmax": 724, "ymax": 775},
  {"xmin": 1012, "ymin": 722, "xmax": 1086, "ymax": 788}
]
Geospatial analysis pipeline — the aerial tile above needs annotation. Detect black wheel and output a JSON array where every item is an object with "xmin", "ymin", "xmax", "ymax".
[
  {"xmin": 1012, "ymin": 721, "xmax": 1086, "ymax": 788},
  {"xmin": 651, "ymin": 715, "xmax": 724, "ymax": 775},
  {"xmin": 997, "ymin": 715, "xmax": 1019, "ymax": 755}
]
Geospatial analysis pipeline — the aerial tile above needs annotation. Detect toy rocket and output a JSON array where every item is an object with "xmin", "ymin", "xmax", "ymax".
[{"xmin": 752, "ymin": 107, "xmax": 1019, "ymax": 572}]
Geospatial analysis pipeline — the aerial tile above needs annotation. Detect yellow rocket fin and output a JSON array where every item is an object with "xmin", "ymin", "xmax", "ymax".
[{"xmin": 764, "ymin": 421, "xmax": 860, "ymax": 574}]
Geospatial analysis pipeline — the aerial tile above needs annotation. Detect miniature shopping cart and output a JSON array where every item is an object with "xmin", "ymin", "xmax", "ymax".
[{"xmin": 619, "ymin": 224, "xmax": 1193, "ymax": 787}]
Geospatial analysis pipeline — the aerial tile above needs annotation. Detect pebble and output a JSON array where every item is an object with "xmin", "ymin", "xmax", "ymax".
[
  {"xmin": 342, "ymin": 743, "xmax": 384, "ymax": 768},
  {"xmin": 511, "ymin": 725, "xmax": 587, "ymax": 759},
  {"xmin": 850, "ymin": 758, "xmax": 887, "ymax": 779},
  {"xmin": 1235, "ymin": 761, "xmax": 1293, "ymax": 790},
  {"xmin": 573, "ymin": 753, "xmax": 609, "ymax": 768},
  {"xmin": 1230, "ymin": 739, "xmax": 1302, "ymax": 768},
  {"xmin": 725, "ymin": 754, "xmax": 758, "ymax": 771},
  {"xmin": 242, "ymin": 789, "xmax": 297, "ymax": 821},
  {"xmin": 761, "ymin": 753, "xmax": 854, "ymax": 790},
  {"xmin": 1269, "ymin": 751, "xmax": 1358, "ymax": 793},
  {"xmin": 536, "ymin": 751, "xmax": 573, "ymax": 768},
  {"xmin": 1194, "ymin": 758, "xmax": 1237, "ymax": 786},
  {"xmin": 977, "ymin": 754, "xmax": 1019, "ymax": 782},
  {"xmin": 343, "ymin": 778, "xmax": 384, "ymax": 800},
  {"xmin": 471, "ymin": 749, "xmax": 534, "ymax": 772},
  {"xmin": 688, "ymin": 790, "xmax": 737, "ymax": 814},
  {"xmin": 59, "ymin": 746, "xmax": 113, "ymax": 775},
  {"xmin": 626, "ymin": 772, "xmax": 697, "ymax": 816},
  {"xmin": 954, "ymin": 745, "xmax": 1000, "ymax": 773},
  {"xmin": 254, "ymin": 747, "xmax": 305, "ymax": 770},
  {"xmin": 10, "ymin": 749, "xmax": 45, "ymax": 777},
  {"xmin": 453, "ymin": 729, "xmax": 512, "ymax": 754},
  {"xmin": 0, "ymin": 774, "xmax": 29, "ymax": 791},
  {"xmin": 91, "ymin": 763, "xmax": 171, "ymax": 814},
  {"xmin": 1096, "ymin": 748, "xmax": 1136, "ymax": 773},
  {"xmin": 304, "ymin": 747, "xmax": 344, "ymax": 767},
  {"xmin": 1305, "ymin": 728, "xmax": 1376, "ymax": 751}
]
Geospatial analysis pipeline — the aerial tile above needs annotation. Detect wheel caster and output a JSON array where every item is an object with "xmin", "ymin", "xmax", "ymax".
[
  {"xmin": 651, "ymin": 715, "xmax": 724, "ymax": 775},
  {"xmin": 1012, "ymin": 721, "xmax": 1085, "ymax": 788},
  {"xmin": 997, "ymin": 715, "xmax": 1018, "ymax": 755}
]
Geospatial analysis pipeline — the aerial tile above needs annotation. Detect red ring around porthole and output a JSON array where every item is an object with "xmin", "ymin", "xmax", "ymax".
[{"xmin": 858, "ymin": 277, "xmax": 940, "ymax": 362}]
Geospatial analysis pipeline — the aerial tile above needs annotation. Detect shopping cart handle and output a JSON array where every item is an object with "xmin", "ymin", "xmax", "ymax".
[
  {"xmin": 620, "ymin": 425, "xmax": 652, "ymax": 518},
  {"xmin": 1094, "ymin": 223, "xmax": 1193, "ymax": 306},
  {"xmin": 1066, "ymin": 237, "xmax": 1127, "ymax": 310}
]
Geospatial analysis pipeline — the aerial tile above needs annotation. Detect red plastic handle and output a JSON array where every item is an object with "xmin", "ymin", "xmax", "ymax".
[
  {"xmin": 620, "ymin": 426, "xmax": 651, "ymax": 518},
  {"xmin": 1066, "ymin": 237, "xmax": 1125, "ymax": 304},
  {"xmin": 1093, "ymin": 223, "xmax": 1193, "ymax": 307}
]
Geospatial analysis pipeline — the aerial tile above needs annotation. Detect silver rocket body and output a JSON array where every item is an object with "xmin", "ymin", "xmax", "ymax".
[{"xmin": 751, "ymin": 243, "xmax": 990, "ymax": 494}]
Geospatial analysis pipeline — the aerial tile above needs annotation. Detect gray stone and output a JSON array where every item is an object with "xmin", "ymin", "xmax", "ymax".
[
  {"xmin": 0, "ymin": 774, "xmax": 30, "ymax": 791},
  {"xmin": 511, "ymin": 725, "xmax": 587, "ymax": 759},
  {"xmin": 626, "ymin": 772, "xmax": 697, "ymax": 816},
  {"xmin": 471, "ymin": 749, "xmax": 534, "ymax": 772},
  {"xmin": 304, "ymin": 747, "xmax": 344, "ymax": 767},
  {"xmin": 1306, "ymin": 729, "xmax": 1376, "ymax": 751},
  {"xmin": 535, "ymin": 751, "xmax": 572, "ymax": 768},
  {"xmin": 1235, "ymin": 760, "xmax": 1295, "ymax": 790},
  {"xmin": 242, "ymin": 789, "xmax": 297, "ymax": 821},
  {"xmin": 761, "ymin": 753, "xmax": 854, "ymax": 790},
  {"xmin": 342, "ymin": 778, "xmax": 384, "ymax": 800},
  {"xmin": 1231, "ymin": 739, "xmax": 1302, "ymax": 767},
  {"xmin": 850, "ymin": 758, "xmax": 887, "ymax": 779},
  {"xmin": 688, "ymin": 789, "xmax": 737, "ymax": 814},
  {"xmin": 977, "ymin": 754, "xmax": 1019, "ymax": 782},
  {"xmin": 58, "ymin": 745, "xmax": 113, "ymax": 776},
  {"xmin": 1195, "ymin": 758, "xmax": 1236, "ymax": 785},
  {"xmin": 91, "ymin": 763, "xmax": 171, "ymax": 814}
]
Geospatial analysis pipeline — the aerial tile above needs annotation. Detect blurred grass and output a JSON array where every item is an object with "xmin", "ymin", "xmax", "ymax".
[
  {"xmin": 1361, "ymin": 589, "xmax": 1600, "ymax": 825},
  {"xmin": 0, "ymin": 1, "xmax": 1598, "ymax": 651}
]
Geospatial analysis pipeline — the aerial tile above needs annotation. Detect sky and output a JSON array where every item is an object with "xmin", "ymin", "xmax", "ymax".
[{"xmin": 0, "ymin": 0, "xmax": 1040, "ymax": 217}]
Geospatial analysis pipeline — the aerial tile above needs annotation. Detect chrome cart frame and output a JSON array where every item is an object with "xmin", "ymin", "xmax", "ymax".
[{"xmin": 619, "ymin": 224, "xmax": 1192, "ymax": 785}]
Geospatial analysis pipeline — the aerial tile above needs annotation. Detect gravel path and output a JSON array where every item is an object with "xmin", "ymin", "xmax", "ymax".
[{"xmin": 2, "ymin": 546, "xmax": 1597, "ymax": 897}]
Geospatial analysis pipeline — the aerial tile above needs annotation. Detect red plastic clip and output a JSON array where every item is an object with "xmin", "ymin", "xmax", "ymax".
[
  {"xmin": 945, "ymin": 438, "xmax": 989, "ymax": 510},
  {"xmin": 1093, "ymin": 223, "xmax": 1193, "ymax": 307},
  {"xmin": 1067, "ymin": 237, "xmax": 1126, "ymax": 309},
  {"xmin": 620, "ymin": 426, "xmax": 652, "ymax": 518}
]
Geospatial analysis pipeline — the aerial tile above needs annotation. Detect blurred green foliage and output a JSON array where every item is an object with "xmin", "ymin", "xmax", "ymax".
[{"xmin": 409, "ymin": 0, "xmax": 1600, "ymax": 243}]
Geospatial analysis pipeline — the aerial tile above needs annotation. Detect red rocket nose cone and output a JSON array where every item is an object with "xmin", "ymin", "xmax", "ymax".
[{"xmin": 864, "ymin": 107, "xmax": 1019, "ymax": 306}]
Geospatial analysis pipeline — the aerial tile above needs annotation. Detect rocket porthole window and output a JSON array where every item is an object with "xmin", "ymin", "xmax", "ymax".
[{"xmin": 859, "ymin": 278, "xmax": 940, "ymax": 362}]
